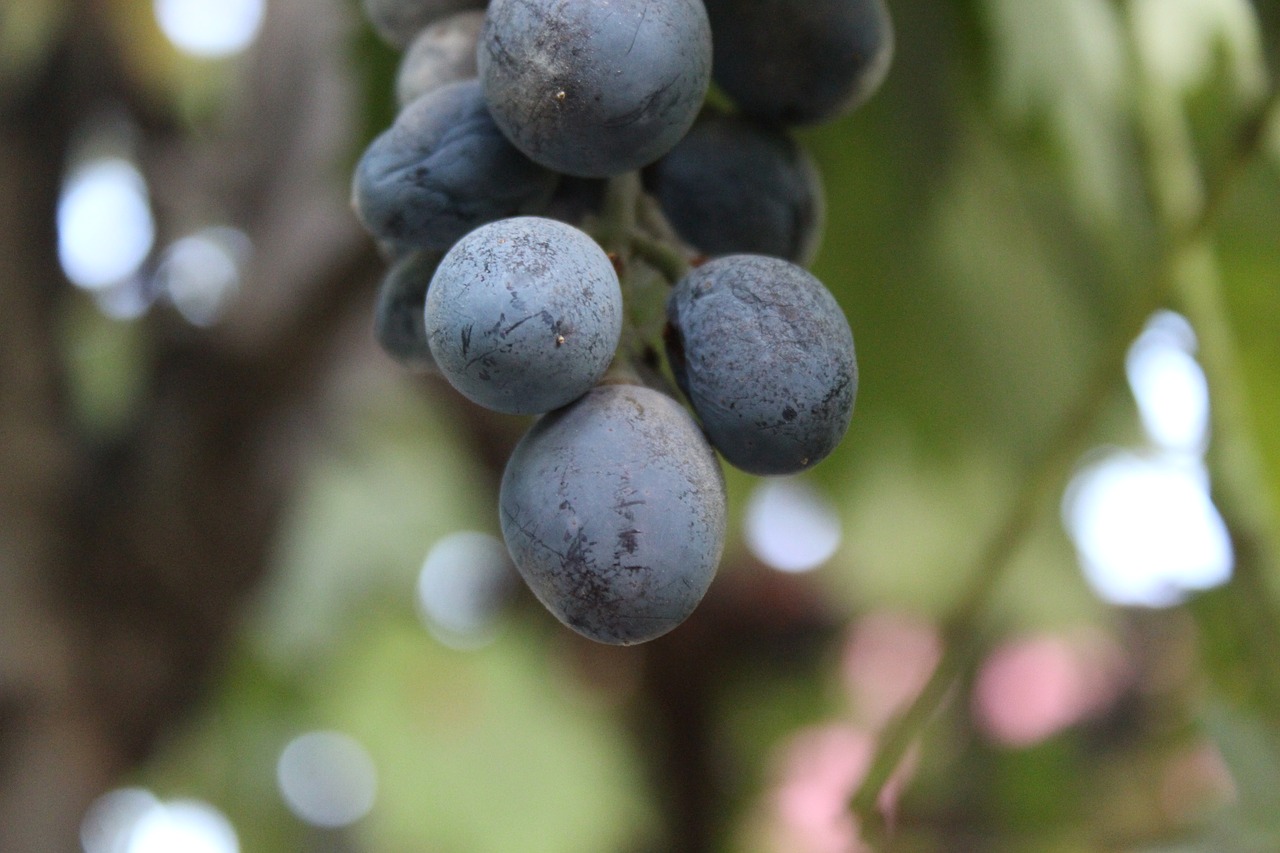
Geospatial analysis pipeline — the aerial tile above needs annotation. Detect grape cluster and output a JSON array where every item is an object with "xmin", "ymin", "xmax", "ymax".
[{"xmin": 355, "ymin": 0, "xmax": 891, "ymax": 644}]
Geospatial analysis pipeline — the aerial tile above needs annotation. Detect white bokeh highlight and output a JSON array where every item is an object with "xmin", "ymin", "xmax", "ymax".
[
  {"xmin": 1064, "ymin": 311, "xmax": 1232, "ymax": 608},
  {"xmin": 744, "ymin": 478, "xmax": 842, "ymax": 573},
  {"xmin": 82, "ymin": 790, "xmax": 239, "ymax": 853},
  {"xmin": 58, "ymin": 158, "xmax": 155, "ymax": 291},
  {"xmin": 1065, "ymin": 452, "xmax": 1232, "ymax": 606},
  {"xmin": 156, "ymin": 227, "xmax": 251, "ymax": 326},
  {"xmin": 81, "ymin": 788, "xmax": 160, "ymax": 853},
  {"xmin": 126, "ymin": 799, "xmax": 239, "ymax": 853},
  {"xmin": 1126, "ymin": 310, "xmax": 1209, "ymax": 454},
  {"xmin": 154, "ymin": 0, "xmax": 266, "ymax": 58},
  {"xmin": 416, "ymin": 531, "xmax": 515, "ymax": 649},
  {"xmin": 277, "ymin": 730, "xmax": 378, "ymax": 828}
]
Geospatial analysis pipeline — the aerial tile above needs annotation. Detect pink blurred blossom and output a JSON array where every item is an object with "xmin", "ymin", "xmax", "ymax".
[
  {"xmin": 973, "ymin": 631, "xmax": 1127, "ymax": 747},
  {"xmin": 842, "ymin": 611, "xmax": 942, "ymax": 729},
  {"xmin": 1160, "ymin": 740, "xmax": 1237, "ymax": 819},
  {"xmin": 770, "ymin": 725, "xmax": 873, "ymax": 853},
  {"xmin": 762, "ymin": 723, "xmax": 919, "ymax": 853}
]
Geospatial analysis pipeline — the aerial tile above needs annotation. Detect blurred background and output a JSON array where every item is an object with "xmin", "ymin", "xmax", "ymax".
[{"xmin": 3, "ymin": 0, "xmax": 1280, "ymax": 850}]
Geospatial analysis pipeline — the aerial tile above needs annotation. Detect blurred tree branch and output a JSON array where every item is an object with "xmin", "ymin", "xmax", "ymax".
[
  {"xmin": 0, "ymin": 0, "xmax": 381, "ymax": 849},
  {"xmin": 850, "ymin": 77, "xmax": 1280, "ymax": 847}
]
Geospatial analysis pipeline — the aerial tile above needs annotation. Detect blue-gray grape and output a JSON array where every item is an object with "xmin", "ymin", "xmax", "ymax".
[
  {"xmin": 478, "ymin": 0, "xmax": 712, "ymax": 177},
  {"xmin": 424, "ymin": 216, "xmax": 622, "ymax": 415},
  {"xmin": 643, "ymin": 110, "xmax": 825, "ymax": 264},
  {"xmin": 395, "ymin": 10, "xmax": 484, "ymax": 107},
  {"xmin": 373, "ymin": 250, "xmax": 442, "ymax": 371},
  {"xmin": 351, "ymin": 79, "xmax": 558, "ymax": 253},
  {"xmin": 353, "ymin": 0, "xmax": 872, "ymax": 644},
  {"xmin": 363, "ymin": 0, "xmax": 486, "ymax": 49},
  {"xmin": 702, "ymin": 0, "xmax": 893, "ymax": 125},
  {"xmin": 500, "ymin": 384, "xmax": 727, "ymax": 645},
  {"xmin": 666, "ymin": 255, "xmax": 857, "ymax": 475}
]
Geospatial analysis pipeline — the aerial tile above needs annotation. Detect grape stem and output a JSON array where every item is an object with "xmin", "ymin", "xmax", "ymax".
[
  {"xmin": 594, "ymin": 172, "xmax": 688, "ymax": 395},
  {"xmin": 597, "ymin": 171, "xmax": 642, "ymax": 254},
  {"xmin": 628, "ymin": 229, "xmax": 690, "ymax": 283},
  {"xmin": 848, "ymin": 85, "xmax": 1280, "ymax": 844},
  {"xmin": 595, "ymin": 172, "xmax": 691, "ymax": 283}
]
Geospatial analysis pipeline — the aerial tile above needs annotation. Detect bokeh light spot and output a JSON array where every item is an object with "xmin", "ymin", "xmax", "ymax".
[
  {"xmin": 156, "ymin": 227, "xmax": 251, "ymax": 326},
  {"xmin": 744, "ymin": 478, "xmax": 842, "ymax": 573},
  {"xmin": 277, "ymin": 730, "xmax": 378, "ymax": 828},
  {"xmin": 974, "ymin": 633, "xmax": 1125, "ymax": 747},
  {"xmin": 1160, "ymin": 740, "xmax": 1238, "ymax": 820},
  {"xmin": 154, "ymin": 0, "xmax": 265, "ymax": 58},
  {"xmin": 58, "ymin": 158, "xmax": 154, "ymax": 291},
  {"xmin": 1126, "ymin": 311, "xmax": 1209, "ymax": 454},
  {"xmin": 81, "ymin": 787, "xmax": 159, "ymax": 853},
  {"xmin": 126, "ymin": 799, "xmax": 238, "ymax": 853},
  {"xmin": 416, "ymin": 531, "xmax": 516, "ymax": 649},
  {"xmin": 770, "ymin": 725, "xmax": 872, "ymax": 853},
  {"xmin": 1064, "ymin": 451, "xmax": 1232, "ymax": 607},
  {"xmin": 842, "ymin": 612, "xmax": 941, "ymax": 728}
]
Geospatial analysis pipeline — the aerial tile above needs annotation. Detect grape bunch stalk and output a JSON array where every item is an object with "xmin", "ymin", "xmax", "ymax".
[{"xmin": 355, "ymin": 0, "xmax": 893, "ymax": 645}]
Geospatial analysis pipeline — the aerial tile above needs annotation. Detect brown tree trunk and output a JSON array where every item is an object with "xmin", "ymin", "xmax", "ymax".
[{"xmin": 0, "ymin": 1, "xmax": 378, "ymax": 848}]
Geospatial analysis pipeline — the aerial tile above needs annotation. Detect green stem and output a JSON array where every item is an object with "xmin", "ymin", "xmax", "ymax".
[
  {"xmin": 1164, "ymin": 89, "xmax": 1280, "ymax": 555},
  {"xmin": 597, "ymin": 171, "xmax": 642, "ymax": 255},
  {"xmin": 1207, "ymin": 521, "xmax": 1280, "ymax": 725},
  {"xmin": 636, "ymin": 190, "xmax": 689, "ymax": 249},
  {"xmin": 1163, "ymin": 91, "xmax": 1280, "ymax": 723},
  {"xmin": 848, "ymin": 85, "xmax": 1280, "ymax": 843},
  {"xmin": 591, "ymin": 172, "xmax": 686, "ymax": 394},
  {"xmin": 849, "ymin": 276, "xmax": 1146, "ymax": 832},
  {"xmin": 628, "ymin": 229, "xmax": 690, "ymax": 284}
]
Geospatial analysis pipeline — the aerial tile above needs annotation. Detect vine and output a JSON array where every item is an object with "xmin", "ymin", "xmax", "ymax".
[{"xmin": 849, "ymin": 77, "xmax": 1280, "ymax": 846}]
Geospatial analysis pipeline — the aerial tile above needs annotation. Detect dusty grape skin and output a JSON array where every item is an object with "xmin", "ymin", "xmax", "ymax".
[
  {"xmin": 666, "ymin": 255, "xmax": 857, "ymax": 475},
  {"xmin": 424, "ymin": 217, "xmax": 622, "ymax": 415},
  {"xmin": 643, "ymin": 110, "xmax": 825, "ymax": 264},
  {"xmin": 373, "ymin": 250, "xmax": 442, "ymax": 371},
  {"xmin": 351, "ymin": 80, "xmax": 558, "ymax": 253},
  {"xmin": 500, "ymin": 385, "xmax": 727, "ymax": 645},
  {"xmin": 702, "ymin": 0, "xmax": 893, "ymax": 125},
  {"xmin": 363, "ymin": 0, "xmax": 486, "ymax": 49},
  {"xmin": 395, "ymin": 10, "xmax": 484, "ymax": 107},
  {"xmin": 478, "ymin": 0, "xmax": 712, "ymax": 177}
]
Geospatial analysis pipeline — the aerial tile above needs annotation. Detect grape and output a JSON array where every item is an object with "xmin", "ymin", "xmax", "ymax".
[
  {"xmin": 478, "ymin": 0, "xmax": 712, "ymax": 178},
  {"xmin": 351, "ymin": 79, "xmax": 558, "ymax": 253},
  {"xmin": 353, "ymin": 0, "xmax": 871, "ymax": 644},
  {"xmin": 702, "ymin": 0, "xmax": 893, "ymax": 125},
  {"xmin": 395, "ymin": 10, "xmax": 484, "ymax": 107},
  {"xmin": 500, "ymin": 384, "xmax": 727, "ymax": 645},
  {"xmin": 643, "ymin": 110, "xmax": 825, "ymax": 264},
  {"xmin": 424, "ymin": 216, "xmax": 622, "ymax": 415},
  {"xmin": 363, "ymin": 0, "xmax": 486, "ymax": 49},
  {"xmin": 666, "ymin": 255, "xmax": 857, "ymax": 475},
  {"xmin": 373, "ymin": 250, "xmax": 441, "ymax": 371}
]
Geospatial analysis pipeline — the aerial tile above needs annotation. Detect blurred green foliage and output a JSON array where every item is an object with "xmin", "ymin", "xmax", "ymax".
[{"xmin": 68, "ymin": 0, "xmax": 1280, "ymax": 850}]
